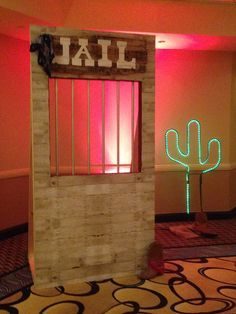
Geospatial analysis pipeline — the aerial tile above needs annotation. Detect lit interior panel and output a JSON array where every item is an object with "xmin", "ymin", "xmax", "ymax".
[
  {"xmin": 49, "ymin": 78, "xmax": 141, "ymax": 176},
  {"xmin": 104, "ymin": 80, "xmax": 118, "ymax": 172},
  {"xmin": 57, "ymin": 79, "xmax": 72, "ymax": 175},
  {"xmin": 90, "ymin": 80, "xmax": 103, "ymax": 169},
  {"xmin": 74, "ymin": 79, "xmax": 88, "ymax": 174}
]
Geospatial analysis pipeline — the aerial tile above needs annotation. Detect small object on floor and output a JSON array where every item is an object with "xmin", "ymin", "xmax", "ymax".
[
  {"xmin": 189, "ymin": 223, "xmax": 218, "ymax": 238},
  {"xmin": 169, "ymin": 225, "xmax": 199, "ymax": 239},
  {"xmin": 139, "ymin": 242, "xmax": 164, "ymax": 280}
]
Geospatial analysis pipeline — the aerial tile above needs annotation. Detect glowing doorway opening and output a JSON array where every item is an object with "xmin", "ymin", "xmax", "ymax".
[{"xmin": 49, "ymin": 79, "xmax": 141, "ymax": 176}]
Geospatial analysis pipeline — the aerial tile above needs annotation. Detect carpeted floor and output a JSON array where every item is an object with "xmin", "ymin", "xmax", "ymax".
[
  {"xmin": 0, "ymin": 233, "xmax": 32, "ymax": 301},
  {"xmin": 156, "ymin": 218, "xmax": 236, "ymax": 249},
  {"xmin": 0, "ymin": 256, "xmax": 235, "ymax": 313},
  {"xmin": 0, "ymin": 218, "xmax": 236, "ymax": 310},
  {"xmin": 0, "ymin": 233, "xmax": 28, "ymax": 276},
  {"xmin": 156, "ymin": 218, "xmax": 236, "ymax": 260}
]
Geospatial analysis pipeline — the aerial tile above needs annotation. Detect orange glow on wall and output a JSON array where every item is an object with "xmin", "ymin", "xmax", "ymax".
[{"xmin": 0, "ymin": 35, "xmax": 30, "ymax": 173}]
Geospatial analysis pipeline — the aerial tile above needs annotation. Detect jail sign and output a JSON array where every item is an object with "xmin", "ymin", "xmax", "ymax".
[{"xmin": 51, "ymin": 34, "xmax": 147, "ymax": 76}]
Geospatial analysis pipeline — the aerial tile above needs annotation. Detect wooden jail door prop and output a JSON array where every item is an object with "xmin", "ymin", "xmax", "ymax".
[{"xmin": 29, "ymin": 26, "xmax": 155, "ymax": 287}]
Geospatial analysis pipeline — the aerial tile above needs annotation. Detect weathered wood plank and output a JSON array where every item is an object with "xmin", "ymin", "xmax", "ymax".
[{"xmin": 30, "ymin": 25, "xmax": 155, "ymax": 287}]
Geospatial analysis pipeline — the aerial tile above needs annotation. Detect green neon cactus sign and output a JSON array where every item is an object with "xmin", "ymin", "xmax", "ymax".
[{"xmin": 165, "ymin": 119, "xmax": 222, "ymax": 215}]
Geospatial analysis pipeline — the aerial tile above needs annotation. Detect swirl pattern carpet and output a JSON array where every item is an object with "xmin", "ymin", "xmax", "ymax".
[{"xmin": 0, "ymin": 256, "xmax": 235, "ymax": 313}]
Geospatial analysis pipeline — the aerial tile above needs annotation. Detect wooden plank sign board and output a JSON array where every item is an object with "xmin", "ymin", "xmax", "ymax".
[
  {"xmin": 29, "ymin": 25, "xmax": 155, "ymax": 287},
  {"xmin": 51, "ymin": 35, "xmax": 147, "ymax": 75}
]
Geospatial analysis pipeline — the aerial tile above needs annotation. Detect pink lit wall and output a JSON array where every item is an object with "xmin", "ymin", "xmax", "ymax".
[
  {"xmin": 0, "ymin": 34, "xmax": 30, "ymax": 229},
  {"xmin": 230, "ymin": 54, "xmax": 236, "ymax": 209},
  {"xmin": 155, "ymin": 49, "xmax": 234, "ymax": 214},
  {"xmin": 1, "ymin": 35, "xmax": 236, "ymax": 231},
  {"xmin": 0, "ymin": 35, "xmax": 30, "ymax": 172}
]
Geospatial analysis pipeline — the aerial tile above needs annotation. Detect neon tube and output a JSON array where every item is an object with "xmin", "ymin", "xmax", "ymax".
[{"xmin": 165, "ymin": 119, "xmax": 222, "ymax": 215}]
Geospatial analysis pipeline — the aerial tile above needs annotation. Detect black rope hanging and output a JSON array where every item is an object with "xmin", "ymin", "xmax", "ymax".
[{"xmin": 30, "ymin": 34, "xmax": 54, "ymax": 76}]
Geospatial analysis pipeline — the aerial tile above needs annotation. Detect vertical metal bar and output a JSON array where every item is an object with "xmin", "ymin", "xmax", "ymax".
[
  {"xmin": 71, "ymin": 80, "xmax": 75, "ymax": 175},
  {"xmin": 117, "ymin": 81, "xmax": 120, "ymax": 173},
  {"xmin": 131, "ymin": 81, "xmax": 135, "ymax": 173},
  {"xmin": 87, "ymin": 80, "xmax": 91, "ymax": 175},
  {"xmin": 55, "ymin": 79, "xmax": 59, "ymax": 176},
  {"xmin": 102, "ymin": 81, "xmax": 105, "ymax": 174}
]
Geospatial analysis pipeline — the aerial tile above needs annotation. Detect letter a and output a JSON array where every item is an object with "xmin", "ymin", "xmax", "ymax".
[{"xmin": 72, "ymin": 39, "xmax": 95, "ymax": 67}]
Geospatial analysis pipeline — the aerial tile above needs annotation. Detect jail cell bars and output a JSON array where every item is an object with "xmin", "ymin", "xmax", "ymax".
[{"xmin": 49, "ymin": 79, "xmax": 141, "ymax": 176}]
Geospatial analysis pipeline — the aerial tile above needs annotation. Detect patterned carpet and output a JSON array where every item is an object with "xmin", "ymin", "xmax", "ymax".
[
  {"xmin": 0, "ymin": 233, "xmax": 28, "ymax": 276},
  {"xmin": 0, "ymin": 256, "xmax": 235, "ymax": 313},
  {"xmin": 156, "ymin": 218, "xmax": 236, "ymax": 249},
  {"xmin": 0, "ymin": 233, "xmax": 32, "ymax": 301},
  {"xmin": 0, "ymin": 218, "xmax": 236, "ymax": 312},
  {"xmin": 156, "ymin": 218, "xmax": 236, "ymax": 260}
]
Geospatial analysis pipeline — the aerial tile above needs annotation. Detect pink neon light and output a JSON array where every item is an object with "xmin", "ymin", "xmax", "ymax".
[{"xmin": 49, "ymin": 79, "xmax": 140, "ymax": 175}]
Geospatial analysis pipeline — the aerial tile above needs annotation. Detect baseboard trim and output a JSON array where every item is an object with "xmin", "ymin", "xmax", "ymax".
[
  {"xmin": 0, "ymin": 168, "xmax": 29, "ymax": 179},
  {"xmin": 1, "ymin": 210, "xmax": 235, "ymax": 239},
  {"xmin": 155, "ymin": 208, "xmax": 236, "ymax": 223},
  {"xmin": 0, "ymin": 223, "xmax": 28, "ymax": 241},
  {"xmin": 155, "ymin": 163, "xmax": 236, "ymax": 172}
]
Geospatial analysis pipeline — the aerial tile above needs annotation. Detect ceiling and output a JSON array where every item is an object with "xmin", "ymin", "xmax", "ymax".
[
  {"xmin": 0, "ymin": 0, "xmax": 236, "ymax": 51},
  {"xmin": 174, "ymin": 0, "xmax": 236, "ymax": 2}
]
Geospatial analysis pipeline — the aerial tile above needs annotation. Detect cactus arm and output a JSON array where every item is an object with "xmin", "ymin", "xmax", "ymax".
[
  {"xmin": 165, "ymin": 129, "xmax": 190, "ymax": 172},
  {"xmin": 201, "ymin": 138, "xmax": 222, "ymax": 173},
  {"xmin": 187, "ymin": 119, "xmax": 222, "ymax": 173}
]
